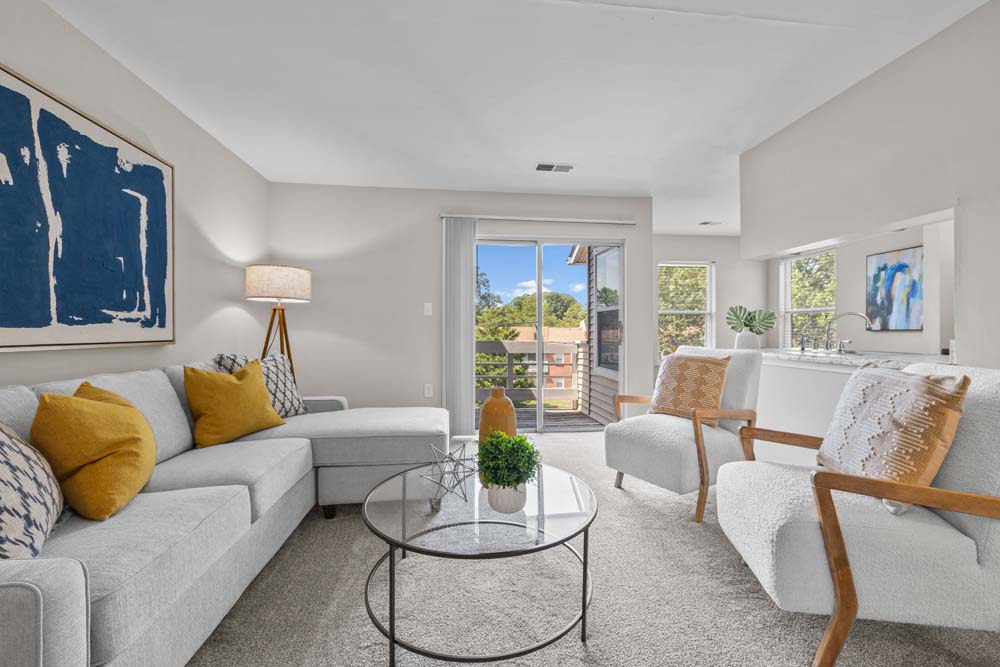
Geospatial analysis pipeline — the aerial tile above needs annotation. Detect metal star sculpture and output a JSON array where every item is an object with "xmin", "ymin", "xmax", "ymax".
[{"xmin": 421, "ymin": 443, "xmax": 477, "ymax": 508}]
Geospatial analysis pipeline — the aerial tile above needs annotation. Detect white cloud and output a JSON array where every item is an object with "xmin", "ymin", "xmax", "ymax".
[
  {"xmin": 511, "ymin": 278, "xmax": 552, "ymax": 298},
  {"xmin": 570, "ymin": 282, "xmax": 586, "ymax": 293}
]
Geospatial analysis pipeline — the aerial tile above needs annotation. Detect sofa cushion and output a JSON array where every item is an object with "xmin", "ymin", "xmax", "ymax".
[
  {"xmin": 0, "ymin": 385, "xmax": 39, "ymax": 441},
  {"xmin": 143, "ymin": 438, "xmax": 312, "ymax": 521},
  {"xmin": 716, "ymin": 460, "xmax": 997, "ymax": 629},
  {"xmin": 41, "ymin": 485, "xmax": 250, "ymax": 665},
  {"xmin": 604, "ymin": 412, "xmax": 742, "ymax": 495},
  {"xmin": 236, "ymin": 407, "xmax": 449, "ymax": 466},
  {"xmin": 32, "ymin": 370, "xmax": 192, "ymax": 463}
]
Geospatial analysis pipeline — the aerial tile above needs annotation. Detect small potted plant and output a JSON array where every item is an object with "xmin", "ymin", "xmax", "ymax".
[
  {"xmin": 726, "ymin": 306, "xmax": 776, "ymax": 349},
  {"xmin": 477, "ymin": 431, "xmax": 540, "ymax": 513}
]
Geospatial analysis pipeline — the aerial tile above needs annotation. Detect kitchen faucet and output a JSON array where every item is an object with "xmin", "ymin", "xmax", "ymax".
[{"xmin": 824, "ymin": 312, "xmax": 873, "ymax": 352}]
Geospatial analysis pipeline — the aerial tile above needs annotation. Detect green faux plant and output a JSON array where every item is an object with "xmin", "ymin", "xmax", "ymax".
[
  {"xmin": 726, "ymin": 306, "xmax": 776, "ymax": 335},
  {"xmin": 477, "ymin": 431, "xmax": 540, "ymax": 489}
]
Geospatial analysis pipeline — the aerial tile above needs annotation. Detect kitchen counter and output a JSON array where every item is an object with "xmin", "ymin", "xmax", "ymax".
[{"xmin": 762, "ymin": 349, "xmax": 951, "ymax": 370}]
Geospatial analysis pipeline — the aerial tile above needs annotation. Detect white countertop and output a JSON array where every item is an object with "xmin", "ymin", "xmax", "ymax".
[{"xmin": 761, "ymin": 348, "xmax": 951, "ymax": 370}]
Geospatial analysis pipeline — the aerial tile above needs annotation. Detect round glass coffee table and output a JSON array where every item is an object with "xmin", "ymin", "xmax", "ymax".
[{"xmin": 361, "ymin": 462, "xmax": 597, "ymax": 665}]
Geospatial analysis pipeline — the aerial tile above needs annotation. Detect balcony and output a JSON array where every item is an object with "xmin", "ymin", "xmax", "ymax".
[{"xmin": 474, "ymin": 339, "xmax": 605, "ymax": 432}]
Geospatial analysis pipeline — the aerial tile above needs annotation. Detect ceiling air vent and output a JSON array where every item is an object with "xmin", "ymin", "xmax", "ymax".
[{"xmin": 536, "ymin": 162, "xmax": 574, "ymax": 173}]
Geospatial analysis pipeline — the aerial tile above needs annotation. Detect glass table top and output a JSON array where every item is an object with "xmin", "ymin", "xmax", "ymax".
[{"xmin": 362, "ymin": 463, "xmax": 597, "ymax": 558}]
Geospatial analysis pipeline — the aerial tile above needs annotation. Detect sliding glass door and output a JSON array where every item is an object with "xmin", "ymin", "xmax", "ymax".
[{"xmin": 475, "ymin": 239, "xmax": 623, "ymax": 432}]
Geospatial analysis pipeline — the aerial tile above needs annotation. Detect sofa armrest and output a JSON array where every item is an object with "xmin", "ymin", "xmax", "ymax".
[
  {"xmin": 613, "ymin": 394, "xmax": 652, "ymax": 421},
  {"xmin": 0, "ymin": 557, "xmax": 90, "ymax": 666},
  {"xmin": 304, "ymin": 395, "xmax": 349, "ymax": 413}
]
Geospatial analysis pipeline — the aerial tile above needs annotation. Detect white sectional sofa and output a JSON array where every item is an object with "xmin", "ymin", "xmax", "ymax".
[{"xmin": 0, "ymin": 362, "xmax": 449, "ymax": 667}]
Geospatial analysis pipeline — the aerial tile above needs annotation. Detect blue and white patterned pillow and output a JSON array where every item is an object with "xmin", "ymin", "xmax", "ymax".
[
  {"xmin": 1, "ymin": 422, "xmax": 63, "ymax": 559},
  {"xmin": 212, "ymin": 353, "xmax": 308, "ymax": 418}
]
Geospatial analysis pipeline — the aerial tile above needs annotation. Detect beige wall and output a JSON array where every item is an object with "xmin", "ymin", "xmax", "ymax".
[
  {"xmin": 267, "ymin": 183, "xmax": 654, "ymax": 407},
  {"xmin": 653, "ymin": 235, "xmax": 768, "ymax": 350},
  {"xmin": 740, "ymin": 0, "xmax": 1000, "ymax": 367},
  {"xmin": 0, "ymin": 0, "xmax": 271, "ymax": 386}
]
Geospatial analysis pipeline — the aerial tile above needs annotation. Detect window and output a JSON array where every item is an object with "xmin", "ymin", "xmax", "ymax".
[
  {"xmin": 553, "ymin": 352, "xmax": 565, "ymax": 364},
  {"xmin": 553, "ymin": 377, "xmax": 566, "ymax": 389},
  {"xmin": 658, "ymin": 262, "xmax": 715, "ymax": 353},
  {"xmin": 595, "ymin": 247, "xmax": 621, "ymax": 372},
  {"xmin": 780, "ymin": 250, "xmax": 836, "ymax": 348}
]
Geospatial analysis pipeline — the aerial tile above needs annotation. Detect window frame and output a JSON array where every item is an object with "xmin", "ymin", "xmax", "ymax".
[
  {"xmin": 779, "ymin": 249, "xmax": 837, "ymax": 348},
  {"xmin": 594, "ymin": 246, "xmax": 622, "ymax": 376},
  {"xmin": 657, "ymin": 261, "xmax": 716, "ymax": 352}
]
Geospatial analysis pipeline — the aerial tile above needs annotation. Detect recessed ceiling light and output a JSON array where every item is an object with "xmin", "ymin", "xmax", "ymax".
[
  {"xmin": 698, "ymin": 221, "xmax": 723, "ymax": 226},
  {"xmin": 536, "ymin": 162, "xmax": 574, "ymax": 172}
]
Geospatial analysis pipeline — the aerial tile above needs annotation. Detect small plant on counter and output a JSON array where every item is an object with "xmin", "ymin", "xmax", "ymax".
[
  {"xmin": 477, "ymin": 431, "xmax": 540, "ymax": 489},
  {"xmin": 726, "ymin": 306, "xmax": 776, "ymax": 335}
]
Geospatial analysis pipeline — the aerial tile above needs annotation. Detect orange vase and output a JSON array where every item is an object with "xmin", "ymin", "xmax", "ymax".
[{"xmin": 479, "ymin": 387, "xmax": 517, "ymax": 441}]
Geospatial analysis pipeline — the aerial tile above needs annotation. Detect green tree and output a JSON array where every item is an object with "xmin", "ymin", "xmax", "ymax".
[
  {"xmin": 657, "ymin": 265, "xmax": 709, "ymax": 352},
  {"xmin": 476, "ymin": 271, "xmax": 502, "ymax": 314},
  {"xmin": 788, "ymin": 252, "xmax": 836, "ymax": 345}
]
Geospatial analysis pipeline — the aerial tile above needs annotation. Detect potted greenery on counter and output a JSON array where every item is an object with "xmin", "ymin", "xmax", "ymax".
[
  {"xmin": 477, "ymin": 431, "xmax": 540, "ymax": 513},
  {"xmin": 726, "ymin": 305, "xmax": 776, "ymax": 349}
]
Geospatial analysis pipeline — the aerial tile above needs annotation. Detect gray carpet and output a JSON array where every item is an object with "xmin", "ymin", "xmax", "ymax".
[{"xmin": 189, "ymin": 432, "xmax": 1000, "ymax": 666}]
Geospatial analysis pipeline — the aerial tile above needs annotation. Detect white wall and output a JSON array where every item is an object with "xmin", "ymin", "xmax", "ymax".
[
  {"xmin": 764, "ymin": 223, "xmax": 954, "ymax": 352},
  {"xmin": 267, "ymin": 184, "xmax": 654, "ymax": 407},
  {"xmin": 0, "ymin": 0, "xmax": 271, "ymax": 386},
  {"xmin": 741, "ymin": 0, "xmax": 1000, "ymax": 367},
  {"xmin": 652, "ymin": 235, "xmax": 768, "ymax": 350}
]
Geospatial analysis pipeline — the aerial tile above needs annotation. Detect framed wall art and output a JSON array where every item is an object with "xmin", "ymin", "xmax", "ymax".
[{"xmin": 0, "ymin": 63, "xmax": 173, "ymax": 351}]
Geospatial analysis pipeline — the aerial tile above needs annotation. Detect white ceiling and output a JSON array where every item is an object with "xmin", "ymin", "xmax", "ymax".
[{"xmin": 45, "ymin": 0, "xmax": 986, "ymax": 235}]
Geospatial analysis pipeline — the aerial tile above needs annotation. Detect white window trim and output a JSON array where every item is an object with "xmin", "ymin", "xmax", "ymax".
[
  {"xmin": 594, "ymin": 246, "xmax": 623, "ymax": 378},
  {"xmin": 779, "ymin": 249, "xmax": 837, "ymax": 349},
  {"xmin": 657, "ymin": 261, "xmax": 716, "ymax": 350}
]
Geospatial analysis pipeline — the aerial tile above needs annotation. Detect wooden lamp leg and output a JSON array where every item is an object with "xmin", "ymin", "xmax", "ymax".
[
  {"xmin": 276, "ymin": 306, "xmax": 295, "ymax": 380},
  {"xmin": 262, "ymin": 305, "xmax": 278, "ymax": 359}
]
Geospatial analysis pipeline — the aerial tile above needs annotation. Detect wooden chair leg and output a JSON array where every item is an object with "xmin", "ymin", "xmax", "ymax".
[
  {"xmin": 692, "ymin": 419, "xmax": 710, "ymax": 523},
  {"xmin": 812, "ymin": 485, "xmax": 859, "ymax": 666},
  {"xmin": 614, "ymin": 471, "xmax": 624, "ymax": 489}
]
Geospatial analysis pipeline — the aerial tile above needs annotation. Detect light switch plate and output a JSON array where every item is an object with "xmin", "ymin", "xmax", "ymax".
[
  {"xmin": 423, "ymin": 302, "xmax": 433, "ymax": 316},
  {"xmin": 423, "ymin": 383, "xmax": 434, "ymax": 398}
]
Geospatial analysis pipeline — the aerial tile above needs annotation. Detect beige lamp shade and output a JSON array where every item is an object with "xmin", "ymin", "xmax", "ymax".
[{"xmin": 244, "ymin": 264, "xmax": 312, "ymax": 303}]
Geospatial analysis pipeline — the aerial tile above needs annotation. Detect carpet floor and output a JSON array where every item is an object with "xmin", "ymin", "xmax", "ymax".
[{"xmin": 189, "ymin": 432, "xmax": 1000, "ymax": 666}]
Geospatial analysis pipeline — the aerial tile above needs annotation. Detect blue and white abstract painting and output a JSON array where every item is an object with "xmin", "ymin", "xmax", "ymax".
[
  {"xmin": 866, "ymin": 246, "xmax": 924, "ymax": 332},
  {"xmin": 0, "ymin": 66, "xmax": 173, "ymax": 349}
]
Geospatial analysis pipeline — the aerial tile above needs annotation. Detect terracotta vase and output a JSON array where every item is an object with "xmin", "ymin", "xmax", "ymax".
[{"xmin": 479, "ymin": 387, "xmax": 516, "ymax": 442}]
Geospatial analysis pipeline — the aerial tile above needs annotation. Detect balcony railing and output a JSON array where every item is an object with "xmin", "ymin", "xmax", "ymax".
[{"xmin": 474, "ymin": 340, "xmax": 583, "ymax": 407}]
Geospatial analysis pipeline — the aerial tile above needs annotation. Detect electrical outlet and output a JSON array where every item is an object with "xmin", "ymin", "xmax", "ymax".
[
  {"xmin": 423, "ymin": 302, "xmax": 433, "ymax": 316},
  {"xmin": 423, "ymin": 383, "xmax": 434, "ymax": 398}
]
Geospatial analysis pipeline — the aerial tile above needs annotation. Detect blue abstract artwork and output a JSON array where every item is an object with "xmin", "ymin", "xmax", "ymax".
[
  {"xmin": 866, "ymin": 246, "xmax": 924, "ymax": 331},
  {"xmin": 1, "ymin": 65, "xmax": 172, "ymax": 349}
]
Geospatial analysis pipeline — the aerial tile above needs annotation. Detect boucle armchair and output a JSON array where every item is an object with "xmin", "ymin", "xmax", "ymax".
[
  {"xmin": 718, "ymin": 363, "xmax": 1000, "ymax": 666},
  {"xmin": 604, "ymin": 347, "xmax": 762, "ymax": 522}
]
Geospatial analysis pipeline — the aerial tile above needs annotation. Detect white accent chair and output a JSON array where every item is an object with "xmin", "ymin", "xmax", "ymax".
[
  {"xmin": 604, "ymin": 347, "xmax": 763, "ymax": 522},
  {"xmin": 717, "ymin": 363, "xmax": 1000, "ymax": 666}
]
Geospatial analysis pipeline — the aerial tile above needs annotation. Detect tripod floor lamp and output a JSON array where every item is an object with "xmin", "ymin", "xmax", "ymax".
[{"xmin": 244, "ymin": 264, "xmax": 312, "ymax": 379}]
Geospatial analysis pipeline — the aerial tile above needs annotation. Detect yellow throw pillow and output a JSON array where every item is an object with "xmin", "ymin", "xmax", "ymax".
[
  {"xmin": 818, "ymin": 367, "xmax": 971, "ymax": 485},
  {"xmin": 30, "ymin": 383, "xmax": 156, "ymax": 521},
  {"xmin": 650, "ymin": 353, "xmax": 731, "ymax": 427},
  {"xmin": 185, "ymin": 360, "xmax": 284, "ymax": 447}
]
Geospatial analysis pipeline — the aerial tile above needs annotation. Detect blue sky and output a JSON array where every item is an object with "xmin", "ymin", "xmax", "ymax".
[{"xmin": 477, "ymin": 244, "xmax": 587, "ymax": 305}]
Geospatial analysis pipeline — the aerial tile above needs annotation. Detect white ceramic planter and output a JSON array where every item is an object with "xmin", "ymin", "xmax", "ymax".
[
  {"xmin": 487, "ymin": 484, "xmax": 527, "ymax": 513},
  {"xmin": 735, "ymin": 331, "xmax": 760, "ymax": 349}
]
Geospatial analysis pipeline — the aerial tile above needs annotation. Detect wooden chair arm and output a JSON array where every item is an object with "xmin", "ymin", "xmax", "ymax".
[
  {"xmin": 812, "ymin": 472, "xmax": 1000, "ymax": 519},
  {"xmin": 809, "ymin": 472, "xmax": 1000, "ymax": 666},
  {"xmin": 737, "ymin": 426, "xmax": 824, "ymax": 461},
  {"xmin": 613, "ymin": 394, "xmax": 653, "ymax": 421},
  {"xmin": 687, "ymin": 409, "xmax": 756, "ymax": 523}
]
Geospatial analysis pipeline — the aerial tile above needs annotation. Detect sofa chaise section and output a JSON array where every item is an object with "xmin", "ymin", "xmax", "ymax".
[{"xmin": 236, "ymin": 406, "xmax": 450, "ymax": 507}]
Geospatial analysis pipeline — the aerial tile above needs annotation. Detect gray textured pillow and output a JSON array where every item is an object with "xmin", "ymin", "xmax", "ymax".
[
  {"xmin": 212, "ymin": 353, "xmax": 307, "ymax": 418},
  {"xmin": 1, "ymin": 422, "xmax": 63, "ymax": 559}
]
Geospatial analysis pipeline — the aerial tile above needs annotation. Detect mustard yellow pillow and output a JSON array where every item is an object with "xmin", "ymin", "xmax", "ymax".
[
  {"xmin": 185, "ymin": 360, "xmax": 284, "ymax": 447},
  {"xmin": 650, "ymin": 353, "xmax": 730, "ymax": 427},
  {"xmin": 30, "ymin": 382, "xmax": 156, "ymax": 521}
]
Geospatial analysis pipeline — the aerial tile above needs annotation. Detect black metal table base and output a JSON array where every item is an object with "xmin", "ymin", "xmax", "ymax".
[{"xmin": 363, "ymin": 522, "xmax": 592, "ymax": 665}]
